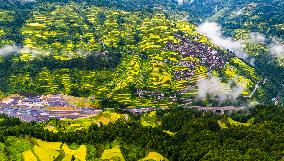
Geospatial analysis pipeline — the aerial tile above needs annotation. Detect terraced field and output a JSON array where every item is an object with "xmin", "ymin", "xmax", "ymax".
[
  {"xmin": 18, "ymin": 138, "xmax": 168, "ymax": 161},
  {"xmin": 44, "ymin": 111, "xmax": 128, "ymax": 132},
  {"xmin": 0, "ymin": 3, "xmax": 261, "ymax": 108},
  {"xmin": 0, "ymin": 10, "xmax": 14, "ymax": 47},
  {"xmin": 218, "ymin": 117, "xmax": 255, "ymax": 128},
  {"xmin": 21, "ymin": 139, "xmax": 87, "ymax": 161}
]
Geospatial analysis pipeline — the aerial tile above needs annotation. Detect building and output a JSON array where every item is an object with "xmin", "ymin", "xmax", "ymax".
[
  {"xmin": 192, "ymin": 106, "xmax": 244, "ymax": 115},
  {"xmin": 17, "ymin": 98, "xmax": 49, "ymax": 107}
]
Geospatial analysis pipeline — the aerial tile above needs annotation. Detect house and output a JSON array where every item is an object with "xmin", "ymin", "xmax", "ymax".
[{"xmin": 17, "ymin": 98, "xmax": 49, "ymax": 107}]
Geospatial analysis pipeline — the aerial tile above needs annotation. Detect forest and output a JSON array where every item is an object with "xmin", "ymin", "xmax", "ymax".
[{"xmin": 0, "ymin": 105, "xmax": 283, "ymax": 160}]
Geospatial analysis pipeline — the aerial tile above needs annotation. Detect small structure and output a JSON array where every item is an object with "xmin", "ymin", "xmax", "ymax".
[
  {"xmin": 17, "ymin": 98, "xmax": 49, "ymax": 107},
  {"xmin": 192, "ymin": 106, "xmax": 244, "ymax": 115},
  {"xmin": 46, "ymin": 95, "xmax": 69, "ymax": 107},
  {"xmin": 126, "ymin": 108, "xmax": 155, "ymax": 114}
]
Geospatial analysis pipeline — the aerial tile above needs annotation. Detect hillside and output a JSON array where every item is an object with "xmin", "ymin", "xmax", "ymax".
[
  {"xmin": 184, "ymin": 0, "xmax": 284, "ymax": 103},
  {"xmin": 0, "ymin": 2, "xmax": 262, "ymax": 107},
  {"xmin": 0, "ymin": 1, "xmax": 283, "ymax": 161},
  {"xmin": 0, "ymin": 105, "xmax": 283, "ymax": 160}
]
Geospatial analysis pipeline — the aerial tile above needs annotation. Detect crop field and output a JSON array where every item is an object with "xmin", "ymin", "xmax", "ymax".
[
  {"xmin": 0, "ymin": 2, "xmax": 262, "ymax": 108},
  {"xmin": 20, "ymin": 139, "xmax": 89, "ymax": 161},
  {"xmin": 36, "ymin": 139, "xmax": 62, "ymax": 150},
  {"xmin": 22, "ymin": 150, "xmax": 38, "ymax": 161},
  {"xmin": 62, "ymin": 144, "xmax": 87, "ymax": 161},
  {"xmin": 18, "ymin": 138, "xmax": 168, "ymax": 161},
  {"xmin": 45, "ymin": 111, "xmax": 128, "ymax": 132},
  {"xmin": 100, "ymin": 145, "xmax": 125, "ymax": 161},
  {"xmin": 0, "ymin": 10, "xmax": 14, "ymax": 47},
  {"xmin": 141, "ymin": 111, "xmax": 161, "ymax": 128},
  {"xmin": 139, "ymin": 152, "xmax": 168, "ymax": 161},
  {"xmin": 62, "ymin": 95, "xmax": 96, "ymax": 108},
  {"xmin": 218, "ymin": 117, "xmax": 255, "ymax": 128},
  {"xmin": 163, "ymin": 130, "xmax": 176, "ymax": 136},
  {"xmin": 33, "ymin": 145, "xmax": 60, "ymax": 161}
]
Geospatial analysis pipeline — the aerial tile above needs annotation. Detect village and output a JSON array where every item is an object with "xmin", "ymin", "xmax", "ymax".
[
  {"xmin": 0, "ymin": 94, "xmax": 159, "ymax": 122},
  {"xmin": 0, "ymin": 94, "xmax": 244, "ymax": 122},
  {"xmin": 0, "ymin": 94, "xmax": 101, "ymax": 122}
]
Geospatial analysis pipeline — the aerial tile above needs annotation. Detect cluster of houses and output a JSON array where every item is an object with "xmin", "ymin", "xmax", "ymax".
[
  {"xmin": 0, "ymin": 95, "xmax": 69, "ymax": 109},
  {"xmin": 136, "ymin": 89, "xmax": 178, "ymax": 104},
  {"xmin": 0, "ymin": 106, "xmax": 102, "ymax": 122},
  {"xmin": 0, "ymin": 94, "xmax": 158, "ymax": 122},
  {"xmin": 165, "ymin": 35, "xmax": 227, "ymax": 83},
  {"xmin": 191, "ymin": 106, "xmax": 244, "ymax": 115},
  {"xmin": 0, "ymin": 94, "xmax": 245, "ymax": 122},
  {"xmin": 0, "ymin": 95, "xmax": 103, "ymax": 122},
  {"xmin": 126, "ymin": 108, "xmax": 156, "ymax": 114}
]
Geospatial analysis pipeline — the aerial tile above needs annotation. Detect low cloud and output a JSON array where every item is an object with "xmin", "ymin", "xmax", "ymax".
[
  {"xmin": 176, "ymin": 0, "xmax": 194, "ymax": 5},
  {"xmin": 176, "ymin": 0, "xmax": 184, "ymax": 5},
  {"xmin": 269, "ymin": 40, "xmax": 284, "ymax": 58},
  {"xmin": 0, "ymin": 45, "xmax": 19, "ymax": 56},
  {"xmin": 197, "ymin": 22, "xmax": 248, "ymax": 59},
  {"xmin": 249, "ymin": 57, "xmax": 255, "ymax": 66},
  {"xmin": 20, "ymin": 47, "xmax": 50, "ymax": 58},
  {"xmin": 20, "ymin": 0, "xmax": 36, "ymax": 2},
  {"xmin": 249, "ymin": 32, "xmax": 266, "ymax": 44},
  {"xmin": 197, "ymin": 76, "xmax": 244, "ymax": 102},
  {"xmin": 0, "ymin": 45, "xmax": 50, "ymax": 58},
  {"xmin": 234, "ymin": 9, "xmax": 243, "ymax": 16}
]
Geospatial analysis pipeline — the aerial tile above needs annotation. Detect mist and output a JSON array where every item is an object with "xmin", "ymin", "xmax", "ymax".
[
  {"xmin": 197, "ymin": 22, "xmax": 248, "ymax": 59},
  {"xmin": 249, "ymin": 32, "xmax": 266, "ymax": 44},
  {"xmin": 0, "ymin": 45, "xmax": 19, "ymax": 56},
  {"xmin": 177, "ymin": 0, "xmax": 184, "ymax": 5},
  {"xmin": 269, "ymin": 40, "xmax": 284, "ymax": 58},
  {"xmin": 197, "ymin": 76, "xmax": 244, "ymax": 102},
  {"xmin": 20, "ymin": 0, "xmax": 36, "ymax": 2}
]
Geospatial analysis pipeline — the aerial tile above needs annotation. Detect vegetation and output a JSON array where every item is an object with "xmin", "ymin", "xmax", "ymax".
[
  {"xmin": 0, "ymin": 105, "xmax": 283, "ymax": 160},
  {"xmin": 178, "ymin": 0, "xmax": 284, "ymax": 103},
  {"xmin": 44, "ymin": 111, "xmax": 128, "ymax": 133},
  {"xmin": 139, "ymin": 152, "xmax": 169, "ymax": 161},
  {"xmin": 0, "ymin": 2, "xmax": 262, "ymax": 107},
  {"xmin": 100, "ymin": 145, "xmax": 125, "ymax": 161},
  {"xmin": 0, "ymin": 0, "xmax": 283, "ymax": 161}
]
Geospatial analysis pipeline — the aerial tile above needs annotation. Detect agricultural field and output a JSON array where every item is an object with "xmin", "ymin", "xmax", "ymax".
[
  {"xmin": 100, "ymin": 145, "xmax": 125, "ymax": 161},
  {"xmin": 0, "ymin": 0, "xmax": 283, "ymax": 161},
  {"xmin": 139, "ymin": 152, "xmax": 169, "ymax": 161},
  {"xmin": 0, "ymin": 10, "xmax": 14, "ymax": 47},
  {"xmin": 45, "ymin": 111, "xmax": 128, "ymax": 132},
  {"xmin": 62, "ymin": 95, "xmax": 96, "ymax": 108},
  {"xmin": 0, "ymin": 105, "xmax": 283, "ymax": 160},
  {"xmin": 0, "ymin": 2, "xmax": 263, "ymax": 108},
  {"xmin": 0, "ymin": 136, "xmax": 168, "ymax": 161},
  {"xmin": 62, "ymin": 144, "xmax": 87, "ymax": 161},
  {"xmin": 218, "ymin": 117, "xmax": 255, "ymax": 128},
  {"xmin": 140, "ymin": 111, "xmax": 161, "ymax": 128},
  {"xmin": 21, "ymin": 139, "xmax": 87, "ymax": 161},
  {"xmin": 0, "ymin": 137, "xmax": 88, "ymax": 161}
]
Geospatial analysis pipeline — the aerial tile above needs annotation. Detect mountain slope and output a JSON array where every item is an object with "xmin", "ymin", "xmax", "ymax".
[
  {"xmin": 186, "ymin": 0, "xmax": 284, "ymax": 103},
  {"xmin": 0, "ymin": 2, "xmax": 261, "ymax": 107}
]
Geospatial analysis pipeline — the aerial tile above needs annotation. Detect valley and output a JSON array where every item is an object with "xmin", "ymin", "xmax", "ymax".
[
  {"xmin": 0, "ymin": 94, "xmax": 243, "ymax": 122},
  {"xmin": 0, "ymin": 0, "xmax": 283, "ymax": 160}
]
